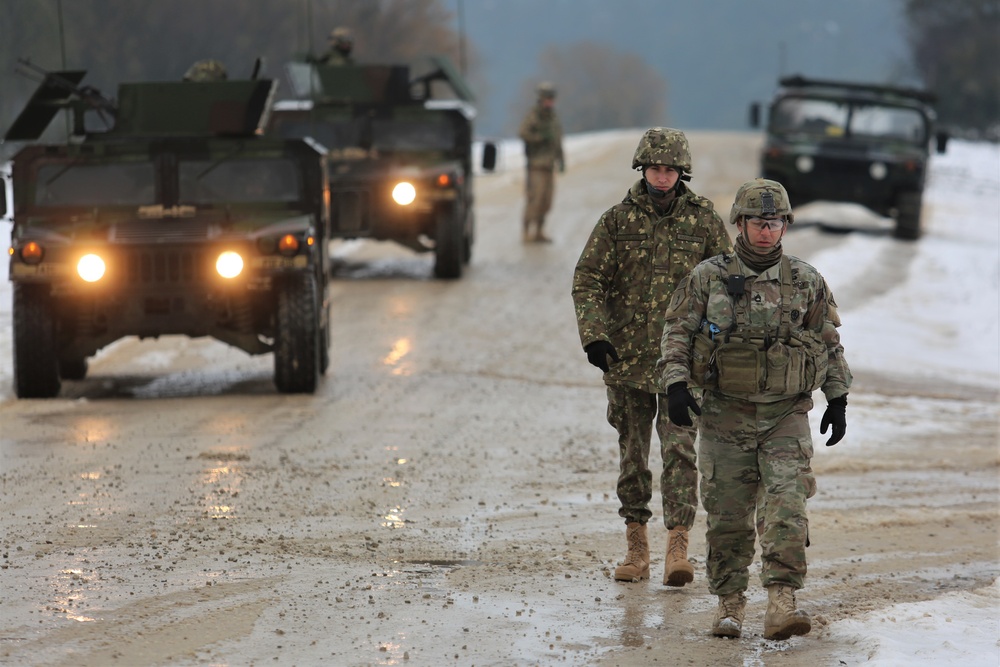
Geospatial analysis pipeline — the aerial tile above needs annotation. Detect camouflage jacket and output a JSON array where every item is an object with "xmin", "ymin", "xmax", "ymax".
[
  {"xmin": 572, "ymin": 180, "xmax": 732, "ymax": 392},
  {"xmin": 518, "ymin": 105, "xmax": 564, "ymax": 170},
  {"xmin": 658, "ymin": 251, "xmax": 852, "ymax": 401}
]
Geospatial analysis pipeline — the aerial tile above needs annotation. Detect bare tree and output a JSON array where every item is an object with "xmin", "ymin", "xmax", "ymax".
[
  {"xmin": 903, "ymin": 0, "xmax": 1000, "ymax": 137},
  {"xmin": 510, "ymin": 41, "xmax": 667, "ymax": 135}
]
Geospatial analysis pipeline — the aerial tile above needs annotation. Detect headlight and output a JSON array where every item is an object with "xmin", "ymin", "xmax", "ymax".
[
  {"xmin": 20, "ymin": 241, "xmax": 45, "ymax": 264},
  {"xmin": 392, "ymin": 182, "xmax": 416, "ymax": 206},
  {"xmin": 869, "ymin": 162, "xmax": 888, "ymax": 180},
  {"xmin": 77, "ymin": 254, "xmax": 106, "ymax": 282},
  {"xmin": 278, "ymin": 234, "xmax": 300, "ymax": 256},
  {"xmin": 216, "ymin": 251, "xmax": 244, "ymax": 279},
  {"xmin": 795, "ymin": 155, "xmax": 814, "ymax": 173}
]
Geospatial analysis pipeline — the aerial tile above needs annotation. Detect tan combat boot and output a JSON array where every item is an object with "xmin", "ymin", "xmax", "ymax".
[
  {"xmin": 533, "ymin": 227, "xmax": 553, "ymax": 243},
  {"xmin": 663, "ymin": 526, "xmax": 695, "ymax": 586},
  {"xmin": 613, "ymin": 522, "xmax": 650, "ymax": 582},
  {"xmin": 522, "ymin": 220, "xmax": 534, "ymax": 243},
  {"xmin": 764, "ymin": 584, "xmax": 812, "ymax": 640},
  {"xmin": 711, "ymin": 592, "xmax": 747, "ymax": 638}
]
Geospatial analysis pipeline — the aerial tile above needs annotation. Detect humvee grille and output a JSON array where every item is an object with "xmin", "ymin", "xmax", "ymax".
[{"xmin": 126, "ymin": 249, "xmax": 202, "ymax": 285}]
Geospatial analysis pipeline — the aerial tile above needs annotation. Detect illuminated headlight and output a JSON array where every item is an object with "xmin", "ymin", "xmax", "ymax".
[
  {"xmin": 20, "ymin": 241, "xmax": 45, "ymax": 264},
  {"xmin": 216, "ymin": 251, "xmax": 244, "ymax": 279},
  {"xmin": 795, "ymin": 155, "xmax": 814, "ymax": 173},
  {"xmin": 278, "ymin": 234, "xmax": 300, "ymax": 256},
  {"xmin": 869, "ymin": 162, "xmax": 888, "ymax": 180},
  {"xmin": 77, "ymin": 254, "xmax": 106, "ymax": 282},
  {"xmin": 392, "ymin": 181, "xmax": 417, "ymax": 206}
]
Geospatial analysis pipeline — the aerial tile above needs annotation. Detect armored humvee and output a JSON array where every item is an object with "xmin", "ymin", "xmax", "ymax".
[
  {"xmin": 3, "ymin": 64, "xmax": 332, "ymax": 397},
  {"xmin": 267, "ymin": 55, "xmax": 496, "ymax": 278},
  {"xmin": 750, "ymin": 74, "xmax": 948, "ymax": 240}
]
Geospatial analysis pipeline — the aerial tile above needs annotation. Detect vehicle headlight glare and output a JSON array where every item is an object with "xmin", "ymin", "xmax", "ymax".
[
  {"xmin": 795, "ymin": 155, "xmax": 814, "ymax": 173},
  {"xmin": 392, "ymin": 182, "xmax": 416, "ymax": 206},
  {"xmin": 869, "ymin": 162, "xmax": 888, "ymax": 180},
  {"xmin": 77, "ymin": 254, "xmax": 106, "ymax": 282},
  {"xmin": 216, "ymin": 251, "xmax": 244, "ymax": 279}
]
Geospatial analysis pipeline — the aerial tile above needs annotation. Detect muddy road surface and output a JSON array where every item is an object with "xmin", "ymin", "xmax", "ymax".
[{"xmin": 1, "ymin": 130, "xmax": 996, "ymax": 666}]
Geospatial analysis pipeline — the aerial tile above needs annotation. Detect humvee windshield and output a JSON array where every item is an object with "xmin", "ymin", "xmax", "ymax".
[
  {"xmin": 270, "ymin": 115, "xmax": 457, "ymax": 152},
  {"xmin": 178, "ymin": 158, "xmax": 301, "ymax": 203},
  {"xmin": 35, "ymin": 162, "xmax": 156, "ymax": 206},
  {"xmin": 771, "ymin": 97, "xmax": 927, "ymax": 144}
]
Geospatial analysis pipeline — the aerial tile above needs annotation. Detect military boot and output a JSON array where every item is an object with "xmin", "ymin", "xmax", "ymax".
[
  {"xmin": 663, "ymin": 526, "xmax": 694, "ymax": 586},
  {"xmin": 533, "ymin": 225, "xmax": 553, "ymax": 243},
  {"xmin": 763, "ymin": 584, "xmax": 811, "ymax": 640},
  {"xmin": 522, "ymin": 219, "xmax": 534, "ymax": 243},
  {"xmin": 711, "ymin": 592, "xmax": 747, "ymax": 638},
  {"xmin": 613, "ymin": 522, "xmax": 649, "ymax": 582}
]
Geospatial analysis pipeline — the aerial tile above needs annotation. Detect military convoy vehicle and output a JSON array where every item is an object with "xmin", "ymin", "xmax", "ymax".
[
  {"xmin": 3, "ymin": 63, "xmax": 332, "ymax": 397},
  {"xmin": 267, "ymin": 55, "xmax": 496, "ymax": 278},
  {"xmin": 750, "ymin": 74, "xmax": 948, "ymax": 240}
]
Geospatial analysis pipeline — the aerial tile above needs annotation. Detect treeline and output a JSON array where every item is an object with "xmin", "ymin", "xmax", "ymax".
[{"xmin": 904, "ymin": 0, "xmax": 1000, "ymax": 138}]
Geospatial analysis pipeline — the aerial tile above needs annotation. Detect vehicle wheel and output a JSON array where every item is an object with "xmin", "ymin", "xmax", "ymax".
[
  {"xmin": 893, "ymin": 191, "xmax": 922, "ymax": 240},
  {"xmin": 463, "ymin": 209, "xmax": 474, "ymax": 265},
  {"xmin": 13, "ymin": 283, "xmax": 61, "ymax": 398},
  {"xmin": 273, "ymin": 273, "xmax": 321, "ymax": 394},
  {"xmin": 59, "ymin": 357, "xmax": 89, "ymax": 380},
  {"xmin": 319, "ymin": 304, "xmax": 331, "ymax": 375},
  {"xmin": 433, "ymin": 203, "xmax": 463, "ymax": 279}
]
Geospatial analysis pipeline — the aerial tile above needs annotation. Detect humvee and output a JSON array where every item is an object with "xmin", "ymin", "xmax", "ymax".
[
  {"xmin": 267, "ymin": 55, "xmax": 496, "ymax": 278},
  {"xmin": 750, "ymin": 74, "xmax": 948, "ymax": 240},
  {"xmin": 3, "ymin": 63, "xmax": 332, "ymax": 398}
]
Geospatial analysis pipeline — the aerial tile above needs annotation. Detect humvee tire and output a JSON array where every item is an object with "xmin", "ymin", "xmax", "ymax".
[
  {"xmin": 894, "ymin": 191, "xmax": 922, "ymax": 241},
  {"xmin": 59, "ymin": 357, "xmax": 89, "ymax": 380},
  {"xmin": 433, "ymin": 203, "xmax": 464, "ymax": 279},
  {"xmin": 13, "ymin": 284, "xmax": 61, "ymax": 398},
  {"xmin": 274, "ymin": 273, "xmax": 321, "ymax": 394}
]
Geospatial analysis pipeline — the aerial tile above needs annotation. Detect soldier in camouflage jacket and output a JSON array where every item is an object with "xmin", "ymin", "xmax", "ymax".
[
  {"xmin": 572, "ymin": 127, "xmax": 731, "ymax": 586},
  {"xmin": 518, "ymin": 82, "xmax": 564, "ymax": 243},
  {"xmin": 658, "ymin": 178, "xmax": 851, "ymax": 641}
]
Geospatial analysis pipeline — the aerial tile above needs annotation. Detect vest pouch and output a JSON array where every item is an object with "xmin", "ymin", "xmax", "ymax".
[
  {"xmin": 765, "ymin": 340, "xmax": 798, "ymax": 394},
  {"xmin": 795, "ymin": 330, "xmax": 829, "ymax": 392},
  {"xmin": 715, "ymin": 342, "xmax": 764, "ymax": 395},
  {"xmin": 690, "ymin": 329, "xmax": 716, "ymax": 387}
]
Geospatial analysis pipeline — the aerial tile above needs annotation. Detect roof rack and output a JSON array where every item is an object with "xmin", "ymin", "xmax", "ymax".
[{"xmin": 779, "ymin": 74, "xmax": 937, "ymax": 104}]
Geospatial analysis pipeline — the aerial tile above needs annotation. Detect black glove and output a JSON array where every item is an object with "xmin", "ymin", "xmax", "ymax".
[
  {"xmin": 666, "ymin": 381, "xmax": 701, "ymax": 427},
  {"xmin": 820, "ymin": 394, "xmax": 848, "ymax": 447},
  {"xmin": 584, "ymin": 341, "xmax": 619, "ymax": 373}
]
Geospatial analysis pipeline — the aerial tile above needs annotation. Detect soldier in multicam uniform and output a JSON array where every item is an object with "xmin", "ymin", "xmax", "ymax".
[
  {"xmin": 658, "ymin": 178, "xmax": 851, "ymax": 640},
  {"xmin": 183, "ymin": 60, "xmax": 227, "ymax": 82},
  {"xmin": 518, "ymin": 82, "xmax": 564, "ymax": 243},
  {"xmin": 572, "ymin": 127, "xmax": 732, "ymax": 587}
]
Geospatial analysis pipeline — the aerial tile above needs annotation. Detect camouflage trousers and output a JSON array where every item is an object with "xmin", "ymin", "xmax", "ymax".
[
  {"xmin": 698, "ymin": 391, "xmax": 817, "ymax": 595},
  {"xmin": 523, "ymin": 166, "xmax": 555, "ymax": 227},
  {"xmin": 606, "ymin": 385, "xmax": 698, "ymax": 529}
]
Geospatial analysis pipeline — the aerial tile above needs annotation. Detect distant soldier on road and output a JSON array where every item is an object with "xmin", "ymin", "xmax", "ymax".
[
  {"xmin": 518, "ymin": 81, "xmax": 564, "ymax": 243},
  {"xmin": 658, "ymin": 178, "xmax": 852, "ymax": 640},
  {"xmin": 318, "ymin": 26, "xmax": 355, "ymax": 65},
  {"xmin": 183, "ymin": 59, "xmax": 228, "ymax": 82},
  {"xmin": 572, "ymin": 127, "xmax": 732, "ymax": 588}
]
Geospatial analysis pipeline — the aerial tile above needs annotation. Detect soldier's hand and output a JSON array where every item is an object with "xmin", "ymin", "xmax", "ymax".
[
  {"xmin": 584, "ymin": 341, "xmax": 619, "ymax": 373},
  {"xmin": 666, "ymin": 381, "xmax": 701, "ymax": 427},
  {"xmin": 820, "ymin": 394, "xmax": 848, "ymax": 446}
]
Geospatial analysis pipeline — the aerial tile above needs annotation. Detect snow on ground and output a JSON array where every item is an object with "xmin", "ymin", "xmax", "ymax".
[{"xmin": 1, "ymin": 135, "xmax": 998, "ymax": 664}]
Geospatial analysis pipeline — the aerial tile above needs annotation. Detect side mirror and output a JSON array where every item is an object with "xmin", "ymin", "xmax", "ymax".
[
  {"xmin": 935, "ymin": 131, "xmax": 948, "ymax": 154},
  {"xmin": 749, "ymin": 102, "xmax": 761, "ymax": 129},
  {"xmin": 481, "ymin": 141, "xmax": 497, "ymax": 172}
]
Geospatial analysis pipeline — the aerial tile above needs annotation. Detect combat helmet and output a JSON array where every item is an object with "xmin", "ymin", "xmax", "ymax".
[
  {"xmin": 729, "ymin": 178, "xmax": 795, "ymax": 225},
  {"xmin": 183, "ymin": 59, "xmax": 227, "ymax": 82},
  {"xmin": 330, "ymin": 26, "xmax": 353, "ymax": 51},
  {"xmin": 631, "ymin": 127, "xmax": 692, "ymax": 173},
  {"xmin": 536, "ymin": 81, "xmax": 557, "ymax": 99}
]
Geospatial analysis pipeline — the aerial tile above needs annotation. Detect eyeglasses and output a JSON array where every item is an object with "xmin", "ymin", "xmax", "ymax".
[{"xmin": 745, "ymin": 216, "xmax": 787, "ymax": 232}]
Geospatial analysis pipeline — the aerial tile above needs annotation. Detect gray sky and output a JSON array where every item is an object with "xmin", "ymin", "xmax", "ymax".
[{"xmin": 460, "ymin": 0, "xmax": 911, "ymax": 137}]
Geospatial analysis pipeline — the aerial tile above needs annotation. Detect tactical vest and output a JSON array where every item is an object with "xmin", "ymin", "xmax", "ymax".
[{"xmin": 692, "ymin": 255, "xmax": 829, "ymax": 397}]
